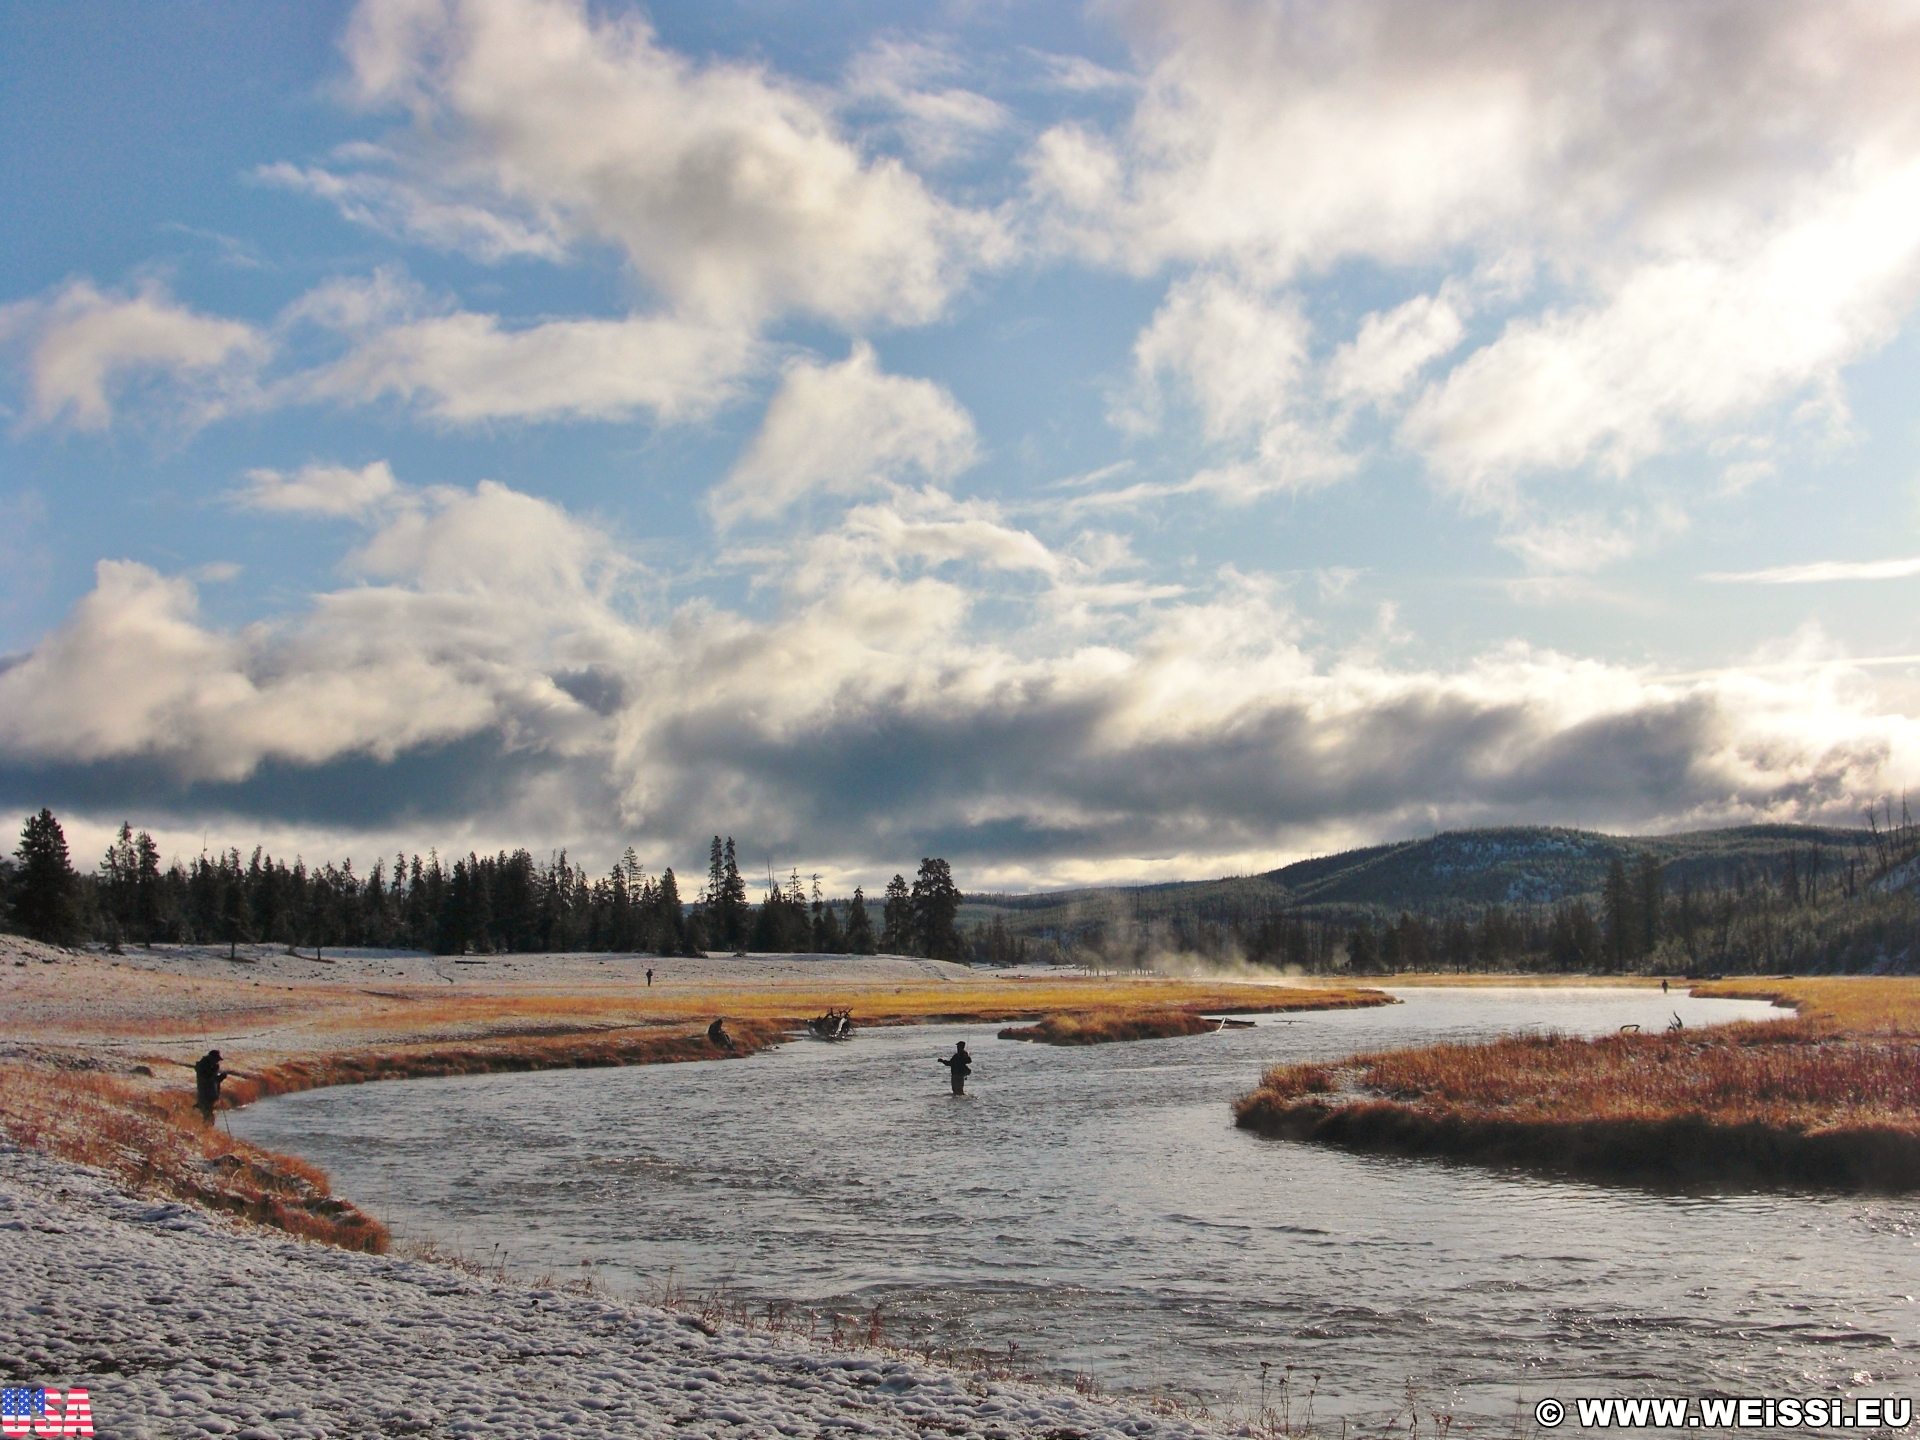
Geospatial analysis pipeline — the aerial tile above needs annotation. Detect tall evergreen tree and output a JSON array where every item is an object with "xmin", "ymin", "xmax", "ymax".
[
  {"xmin": 12, "ymin": 809, "xmax": 76, "ymax": 943},
  {"xmin": 845, "ymin": 886, "xmax": 875, "ymax": 954},
  {"xmin": 880, "ymin": 873, "xmax": 911, "ymax": 953},
  {"xmin": 1635, "ymin": 853, "xmax": 1664, "ymax": 956},
  {"xmin": 1601, "ymin": 856, "xmax": 1636, "ymax": 968},
  {"xmin": 655, "ymin": 867, "xmax": 685, "ymax": 954},
  {"xmin": 909, "ymin": 857, "xmax": 962, "ymax": 961},
  {"xmin": 133, "ymin": 829, "xmax": 163, "ymax": 945}
]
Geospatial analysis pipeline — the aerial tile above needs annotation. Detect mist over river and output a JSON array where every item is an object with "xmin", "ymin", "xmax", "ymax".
[{"xmin": 231, "ymin": 987, "xmax": 1918, "ymax": 1426}]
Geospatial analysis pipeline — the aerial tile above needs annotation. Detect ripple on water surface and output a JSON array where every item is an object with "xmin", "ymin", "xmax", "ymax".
[{"xmin": 231, "ymin": 987, "xmax": 1920, "ymax": 1425}]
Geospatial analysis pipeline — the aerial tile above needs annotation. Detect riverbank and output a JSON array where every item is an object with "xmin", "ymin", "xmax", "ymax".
[
  {"xmin": 1233, "ymin": 977, "xmax": 1920, "ymax": 1190},
  {"xmin": 0, "ymin": 933, "xmax": 1387, "ymax": 1253},
  {"xmin": 0, "ymin": 1143, "xmax": 1232, "ymax": 1440}
]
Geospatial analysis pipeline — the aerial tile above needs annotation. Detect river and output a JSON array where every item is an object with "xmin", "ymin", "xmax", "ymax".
[{"xmin": 229, "ymin": 986, "xmax": 1918, "ymax": 1427}]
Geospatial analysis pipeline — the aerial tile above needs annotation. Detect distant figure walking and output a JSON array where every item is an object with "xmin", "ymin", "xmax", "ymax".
[
  {"xmin": 1661, "ymin": 978, "xmax": 1669, "ymax": 994},
  {"xmin": 708, "ymin": 1017, "xmax": 735, "ymax": 1052},
  {"xmin": 194, "ymin": 1049, "xmax": 231, "ymax": 1119},
  {"xmin": 938, "ymin": 1040, "xmax": 973, "ymax": 1096},
  {"xmin": 646, "ymin": 968, "xmax": 654, "ymax": 988}
]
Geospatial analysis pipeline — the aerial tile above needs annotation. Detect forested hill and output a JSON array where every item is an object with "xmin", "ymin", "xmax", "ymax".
[
  {"xmin": 1254, "ymin": 823, "xmax": 1868, "ymax": 912},
  {"xmin": 965, "ymin": 823, "xmax": 1870, "ymax": 932}
]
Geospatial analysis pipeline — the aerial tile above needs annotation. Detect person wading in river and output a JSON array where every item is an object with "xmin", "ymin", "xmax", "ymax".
[
  {"xmin": 937, "ymin": 1040, "xmax": 973, "ymax": 1096},
  {"xmin": 194, "ymin": 1049, "xmax": 231, "ymax": 1120}
]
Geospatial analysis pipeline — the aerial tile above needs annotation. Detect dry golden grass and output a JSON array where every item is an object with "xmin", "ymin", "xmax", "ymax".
[
  {"xmin": 997, "ymin": 987, "xmax": 1383, "ymax": 1044},
  {"xmin": 221, "ymin": 1018, "xmax": 791, "ymax": 1106},
  {"xmin": 291, "ymin": 974, "xmax": 1387, "ymax": 1038},
  {"xmin": 1689, "ymin": 975, "xmax": 1920, "ymax": 1035},
  {"xmin": 999, "ymin": 1008, "xmax": 1222, "ymax": 1044},
  {"xmin": 0, "ymin": 1063, "xmax": 388, "ymax": 1250},
  {"xmin": 1235, "ymin": 976, "xmax": 1920, "ymax": 1190}
]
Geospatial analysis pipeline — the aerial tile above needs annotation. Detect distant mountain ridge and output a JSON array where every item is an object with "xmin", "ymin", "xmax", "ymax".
[{"xmin": 962, "ymin": 823, "xmax": 1867, "ymax": 934}]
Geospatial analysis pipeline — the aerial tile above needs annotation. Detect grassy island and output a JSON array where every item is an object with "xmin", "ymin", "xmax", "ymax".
[{"xmin": 1234, "ymin": 977, "xmax": 1920, "ymax": 1190}]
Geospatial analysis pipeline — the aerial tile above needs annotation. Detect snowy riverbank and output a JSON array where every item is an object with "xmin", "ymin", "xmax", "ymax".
[{"xmin": 0, "ymin": 1144, "xmax": 1227, "ymax": 1440}]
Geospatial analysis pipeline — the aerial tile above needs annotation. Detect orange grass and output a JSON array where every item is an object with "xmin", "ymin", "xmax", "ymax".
[
  {"xmin": 999, "ymin": 1007, "xmax": 1223, "ymax": 1044},
  {"xmin": 289, "ymin": 975, "xmax": 1390, "ymax": 1037},
  {"xmin": 1234, "ymin": 977, "xmax": 1920, "ymax": 1190},
  {"xmin": 996, "ymin": 987, "xmax": 1386, "ymax": 1045},
  {"xmin": 0, "ymin": 1063, "xmax": 388, "ymax": 1250},
  {"xmin": 221, "ymin": 1018, "xmax": 791, "ymax": 1107}
]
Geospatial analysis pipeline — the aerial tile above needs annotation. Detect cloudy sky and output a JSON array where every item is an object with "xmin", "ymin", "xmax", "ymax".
[{"xmin": 7, "ymin": 0, "xmax": 1920, "ymax": 891}]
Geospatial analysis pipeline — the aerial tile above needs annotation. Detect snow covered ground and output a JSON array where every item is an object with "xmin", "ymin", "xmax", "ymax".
[{"xmin": 0, "ymin": 1145, "xmax": 1225, "ymax": 1440}]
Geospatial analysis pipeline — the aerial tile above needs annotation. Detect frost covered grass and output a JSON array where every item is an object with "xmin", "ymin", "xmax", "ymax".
[
  {"xmin": 0, "ymin": 1063, "xmax": 387, "ymax": 1250},
  {"xmin": 1234, "ymin": 977, "xmax": 1920, "ymax": 1190},
  {"xmin": 0, "ymin": 1145, "xmax": 1234, "ymax": 1440}
]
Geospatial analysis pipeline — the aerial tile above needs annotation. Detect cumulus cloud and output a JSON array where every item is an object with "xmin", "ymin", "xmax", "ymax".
[
  {"xmin": 1041, "ymin": 0, "xmax": 1920, "ymax": 549},
  {"xmin": 2, "ymin": 280, "xmax": 268, "ymax": 430},
  {"xmin": 3, "ymin": 479, "xmax": 1915, "ymax": 886},
  {"xmin": 712, "ymin": 344, "xmax": 979, "ymax": 524},
  {"xmin": 331, "ymin": 0, "xmax": 1008, "ymax": 328},
  {"xmin": 234, "ymin": 460, "xmax": 401, "ymax": 518}
]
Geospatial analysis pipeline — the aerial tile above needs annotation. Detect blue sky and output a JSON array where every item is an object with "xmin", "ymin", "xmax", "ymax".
[{"xmin": 6, "ymin": 0, "xmax": 1920, "ymax": 890}]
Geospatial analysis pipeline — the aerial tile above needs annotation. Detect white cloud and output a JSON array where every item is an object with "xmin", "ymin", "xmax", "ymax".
[
  {"xmin": 332, "ymin": 0, "xmax": 1008, "ymax": 328},
  {"xmin": 1329, "ymin": 289, "xmax": 1468, "ymax": 403},
  {"xmin": 4, "ymin": 280, "xmax": 268, "ymax": 430},
  {"xmin": 1402, "ymin": 165, "xmax": 1920, "ymax": 494},
  {"xmin": 1121, "ymin": 272, "xmax": 1354, "ymax": 498},
  {"xmin": 1038, "ymin": 0, "xmax": 1920, "ymax": 548},
  {"xmin": 5, "ymin": 480, "xmax": 1917, "ymax": 884},
  {"xmin": 258, "ymin": 157, "xmax": 568, "ymax": 263},
  {"xmin": 712, "ymin": 343, "xmax": 978, "ymax": 524},
  {"xmin": 300, "ymin": 307, "xmax": 761, "ymax": 424},
  {"xmin": 1706, "ymin": 557, "xmax": 1920, "ymax": 585},
  {"xmin": 234, "ymin": 460, "xmax": 402, "ymax": 519},
  {"xmin": 844, "ymin": 38, "xmax": 1013, "ymax": 169}
]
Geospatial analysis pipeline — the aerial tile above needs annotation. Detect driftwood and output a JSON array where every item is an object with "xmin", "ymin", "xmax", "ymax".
[{"xmin": 807, "ymin": 1008, "xmax": 855, "ymax": 1041}]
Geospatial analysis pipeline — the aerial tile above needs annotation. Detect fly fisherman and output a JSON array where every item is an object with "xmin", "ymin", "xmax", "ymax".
[
  {"xmin": 193, "ymin": 1049, "xmax": 231, "ymax": 1119},
  {"xmin": 937, "ymin": 1040, "xmax": 973, "ymax": 1096}
]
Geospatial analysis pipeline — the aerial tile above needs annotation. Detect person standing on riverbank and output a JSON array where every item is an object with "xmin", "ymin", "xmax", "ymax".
[
  {"xmin": 193, "ymin": 1049, "xmax": 230, "ymax": 1119},
  {"xmin": 938, "ymin": 1041, "xmax": 972, "ymax": 1095}
]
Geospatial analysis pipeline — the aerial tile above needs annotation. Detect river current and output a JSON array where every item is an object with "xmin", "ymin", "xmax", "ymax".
[{"xmin": 230, "ymin": 986, "xmax": 1918, "ymax": 1426}]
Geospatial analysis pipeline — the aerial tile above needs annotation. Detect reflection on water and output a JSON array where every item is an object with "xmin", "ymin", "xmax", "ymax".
[{"xmin": 231, "ymin": 987, "xmax": 1919, "ymax": 1424}]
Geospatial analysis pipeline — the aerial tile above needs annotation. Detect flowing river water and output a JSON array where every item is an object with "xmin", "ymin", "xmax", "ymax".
[{"xmin": 230, "ymin": 986, "xmax": 1919, "ymax": 1427}]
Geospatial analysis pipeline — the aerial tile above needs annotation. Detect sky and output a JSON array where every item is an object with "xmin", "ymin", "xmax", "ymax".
[{"xmin": 6, "ymin": 0, "xmax": 1920, "ymax": 893}]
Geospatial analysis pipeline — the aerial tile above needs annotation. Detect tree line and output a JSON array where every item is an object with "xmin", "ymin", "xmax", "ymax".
[{"xmin": 1, "ymin": 810, "xmax": 970, "ymax": 962}]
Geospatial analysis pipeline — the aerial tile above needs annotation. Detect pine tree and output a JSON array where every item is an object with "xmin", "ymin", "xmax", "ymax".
[
  {"xmin": 1602, "ymin": 856, "xmax": 1636, "ymax": 968},
  {"xmin": 1635, "ymin": 854, "xmax": 1664, "ymax": 956},
  {"xmin": 909, "ymin": 857, "xmax": 962, "ymax": 961},
  {"xmin": 134, "ymin": 829, "xmax": 163, "ymax": 945},
  {"xmin": 720, "ymin": 838, "xmax": 747, "ymax": 949},
  {"xmin": 880, "ymin": 874, "xmax": 911, "ymax": 953},
  {"xmin": 845, "ymin": 886, "xmax": 875, "ymax": 954},
  {"xmin": 655, "ymin": 867, "xmax": 685, "ymax": 954},
  {"xmin": 11, "ymin": 809, "xmax": 76, "ymax": 943}
]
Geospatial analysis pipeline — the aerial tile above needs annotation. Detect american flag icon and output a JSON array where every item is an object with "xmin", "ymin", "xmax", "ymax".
[{"xmin": 0, "ymin": 1388, "xmax": 92, "ymax": 1436}]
